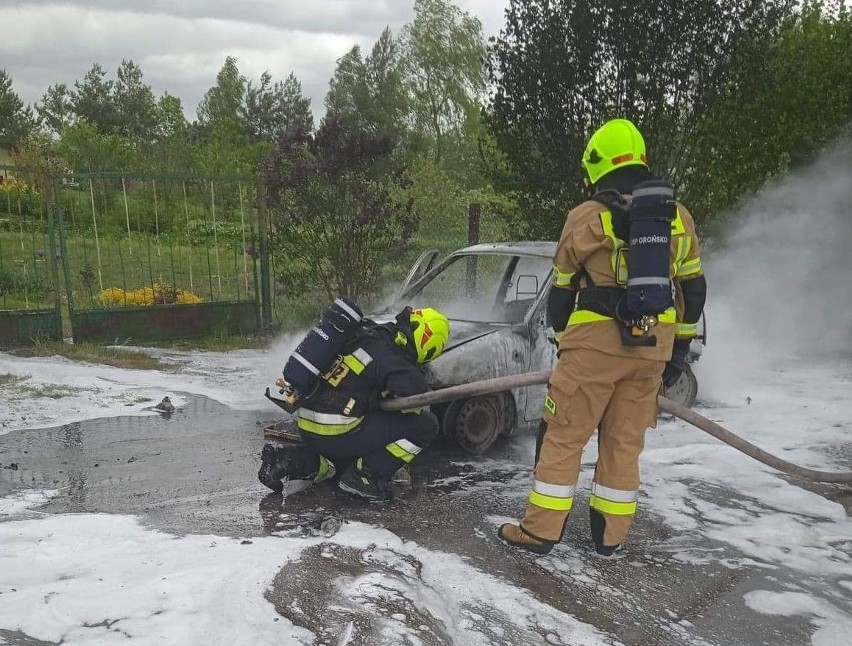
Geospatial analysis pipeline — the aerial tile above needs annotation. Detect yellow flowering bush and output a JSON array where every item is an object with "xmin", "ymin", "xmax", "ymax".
[
  {"xmin": 98, "ymin": 283, "xmax": 203, "ymax": 307},
  {"xmin": 0, "ymin": 178, "xmax": 32, "ymax": 196}
]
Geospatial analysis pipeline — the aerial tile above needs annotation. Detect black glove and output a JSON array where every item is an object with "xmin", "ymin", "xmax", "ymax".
[{"xmin": 662, "ymin": 339, "xmax": 690, "ymax": 389}]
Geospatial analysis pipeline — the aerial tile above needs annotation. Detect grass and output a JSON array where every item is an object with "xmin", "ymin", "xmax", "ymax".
[
  {"xmin": 148, "ymin": 332, "xmax": 271, "ymax": 352},
  {"xmin": 0, "ymin": 372, "xmax": 79, "ymax": 399},
  {"xmin": 8, "ymin": 341, "xmax": 180, "ymax": 372},
  {"xmin": 0, "ymin": 373, "xmax": 27, "ymax": 387}
]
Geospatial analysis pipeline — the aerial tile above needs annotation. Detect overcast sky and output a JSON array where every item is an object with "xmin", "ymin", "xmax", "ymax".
[{"xmin": 1, "ymin": 0, "xmax": 510, "ymax": 121}]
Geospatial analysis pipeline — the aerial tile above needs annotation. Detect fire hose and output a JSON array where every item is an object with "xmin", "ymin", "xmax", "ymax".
[{"xmin": 380, "ymin": 371, "xmax": 852, "ymax": 484}]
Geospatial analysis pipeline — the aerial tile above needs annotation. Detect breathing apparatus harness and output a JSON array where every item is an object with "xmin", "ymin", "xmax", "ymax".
[
  {"xmin": 264, "ymin": 299, "xmax": 417, "ymax": 414},
  {"xmin": 265, "ymin": 297, "xmax": 367, "ymax": 413},
  {"xmin": 573, "ymin": 179, "xmax": 677, "ymax": 347}
]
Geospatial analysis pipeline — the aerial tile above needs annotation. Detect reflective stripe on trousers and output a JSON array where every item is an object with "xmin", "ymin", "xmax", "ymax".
[
  {"xmin": 297, "ymin": 408, "xmax": 364, "ymax": 435},
  {"xmin": 528, "ymin": 480, "xmax": 575, "ymax": 512},
  {"xmin": 589, "ymin": 482, "xmax": 637, "ymax": 516},
  {"xmin": 385, "ymin": 438, "xmax": 423, "ymax": 463}
]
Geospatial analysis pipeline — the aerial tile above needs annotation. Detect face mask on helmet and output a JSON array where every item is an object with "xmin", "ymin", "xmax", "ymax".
[{"xmin": 409, "ymin": 307, "xmax": 450, "ymax": 363}]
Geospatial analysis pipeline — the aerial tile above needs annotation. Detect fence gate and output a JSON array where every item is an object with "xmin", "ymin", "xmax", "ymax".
[
  {"xmin": 53, "ymin": 172, "xmax": 262, "ymax": 344},
  {"xmin": 0, "ymin": 164, "xmax": 63, "ymax": 347}
]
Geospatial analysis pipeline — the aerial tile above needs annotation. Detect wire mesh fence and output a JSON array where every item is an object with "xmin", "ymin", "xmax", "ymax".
[
  {"xmin": 55, "ymin": 172, "xmax": 258, "ymax": 311},
  {"xmin": 1, "ymin": 162, "xmax": 516, "ymax": 343},
  {"xmin": 53, "ymin": 172, "xmax": 261, "ymax": 343},
  {"xmin": 0, "ymin": 165, "xmax": 59, "ymax": 312}
]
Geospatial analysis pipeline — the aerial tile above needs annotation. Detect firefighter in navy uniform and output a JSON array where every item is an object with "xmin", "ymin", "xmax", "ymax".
[
  {"xmin": 498, "ymin": 119, "xmax": 707, "ymax": 555},
  {"xmin": 258, "ymin": 306, "xmax": 450, "ymax": 500}
]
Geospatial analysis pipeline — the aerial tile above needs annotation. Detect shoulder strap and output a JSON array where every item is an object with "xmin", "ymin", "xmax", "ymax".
[{"xmin": 591, "ymin": 189, "xmax": 630, "ymax": 243}]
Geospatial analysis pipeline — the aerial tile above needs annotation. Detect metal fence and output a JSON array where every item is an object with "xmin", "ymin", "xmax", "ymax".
[
  {"xmin": 0, "ymin": 166, "xmax": 263, "ymax": 346},
  {"xmin": 55, "ymin": 172, "xmax": 262, "ymax": 343},
  {"xmin": 1, "ymin": 163, "xmax": 511, "ymax": 346},
  {"xmin": 0, "ymin": 165, "xmax": 63, "ymax": 345}
]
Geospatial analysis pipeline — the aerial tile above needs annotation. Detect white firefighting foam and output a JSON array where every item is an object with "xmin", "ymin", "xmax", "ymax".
[
  {"xmin": 698, "ymin": 139, "xmax": 852, "ymax": 403},
  {"xmin": 2, "ymin": 142, "xmax": 852, "ymax": 645}
]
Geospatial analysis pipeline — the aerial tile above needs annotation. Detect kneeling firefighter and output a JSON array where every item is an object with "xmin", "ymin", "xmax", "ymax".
[
  {"xmin": 259, "ymin": 301, "xmax": 450, "ymax": 501},
  {"xmin": 499, "ymin": 118, "xmax": 707, "ymax": 556}
]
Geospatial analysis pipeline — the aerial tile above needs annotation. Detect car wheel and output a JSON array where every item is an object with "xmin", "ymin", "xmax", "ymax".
[
  {"xmin": 662, "ymin": 363, "xmax": 698, "ymax": 408},
  {"xmin": 448, "ymin": 396, "xmax": 503, "ymax": 455}
]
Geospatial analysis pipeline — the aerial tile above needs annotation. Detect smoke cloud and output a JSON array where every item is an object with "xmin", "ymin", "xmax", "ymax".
[{"xmin": 697, "ymin": 139, "xmax": 852, "ymax": 400}]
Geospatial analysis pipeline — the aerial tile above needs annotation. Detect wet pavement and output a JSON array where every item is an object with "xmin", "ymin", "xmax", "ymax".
[{"xmin": 0, "ymin": 395, "xmax": 841, "ymax": 645}]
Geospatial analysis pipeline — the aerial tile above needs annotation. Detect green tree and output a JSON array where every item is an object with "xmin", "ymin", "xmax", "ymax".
[
  {"xmin": 264, "ymin": 118, "xmax": 417, "ymax": 301},
  {"xmin": 325, "ymin": 46, "xmax": 366, "ymax": 127},
  {"xmin": 114, "ymin": 59, "xmax": 158, "ymax": 144},
  {"xmin": 326, "ymin": 28, "xmax": 408, "ymax": 141},
  {"xmin": 148, "ymin": 93, "xmax": 196, "ymax": 174},
  {"xmin": 197, "ymin": 56, "xmax": 246, "ymax": 142},
  {"xmin": 155, "ymin": 92, "xmax": 188, "ymax": 139},
  {"xmin": 401, "ymin": 0, "xmax": 487, "ymax": 160},
  {"xmin": 700, "ymin": 2, "xmax": 852, "ymax": 218},
  {"xmin": 36, "ymin": 83, "xmax": 74, "ymax": 137},
  {"xmin": 59, "ymin": 120, "xmax": 133, "ymax": 173},
  {"xmin": 0, "ymin": 70, "xmax": 33, "ymax": 150},
  {"xmin": 489, "ymin": 0, "xmax": 797, "ymax": 237},
  {"xmin": 244, "ymin": 71, "xmax": 313, "ymax": 142},
  {"xmin": 71, "ymin": 63, "xmax": 120, "ymax": 135}
]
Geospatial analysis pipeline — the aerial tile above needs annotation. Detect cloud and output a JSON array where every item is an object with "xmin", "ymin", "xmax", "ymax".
[{"xmin": 1, "ymin": 0, "xmax": 508, "ymax": 119}]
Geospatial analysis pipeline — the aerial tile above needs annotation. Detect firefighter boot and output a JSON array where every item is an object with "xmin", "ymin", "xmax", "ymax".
[
  {"xmin": 258, "ymin": 443, "xmax": 330, "ymax": 493},
  {"xmin": 337, "ymin": 458, "xmax": 391, "ymax": 501},
  {"xmin": 497, "ymin": 524, "xmax": 555, "ymax": 555},
  {"xmin": 590, "ymin": 508, "xmax": 623, "ymax": 557}
]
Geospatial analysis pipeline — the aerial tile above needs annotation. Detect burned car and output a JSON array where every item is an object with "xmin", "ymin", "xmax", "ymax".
[
  {"xmin": 381, "ymin": 242, "xmax": 703, "ymax": 454},
  {"xmin": 264, "ymin": 242, "xmax": 703, "ymax": 454}
]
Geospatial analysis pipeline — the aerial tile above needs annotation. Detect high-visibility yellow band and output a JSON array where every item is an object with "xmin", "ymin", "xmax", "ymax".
[
  {"xmin": 568, "ymin": 309, "xmax": 612, "ymax": 325},
  {"xmin": 314, "ymin": 456, "xmax": 334, "ymax": 482},
  {"xmin": 676, "ymin": 258, "xmax": 702, "ymax": 278},
  {"xmin": 386, "ymin": 441, "xmax": 416, "ymax": 463},
  {"xmin": 529, "ymin": 490, "xmax": 574, "ymax": 512},
  {"xmin": 672, "ymin": 236, "xmax": 689, "ymax": 275},
  {"xmin": 658, "ymin": 307, "xmax": 677, "ymax": 324},
  {"xmin": 671, "ymin": 210, "xmax": 686, "ymax": 235},
  {"xmin": 553, "ymin": 265, "xmax": 575, "ymax": 287},
  {"xmin": 569, "ymin": 307, "xmax": 676, "ymax": 326},
  {"xmin": 297, "ymin": 416, "xmax": 363, "ymax": 436},
  {"xmin": 342, "ymin": 353, "xmax": 367, "ymax": 374},
  {"xmin": 676, "ymin": 322, "xmax": 698, "ymax": 337},
  {"xmin": 590, "ymin": 495, "xmax": 637, "ymax": 516}
]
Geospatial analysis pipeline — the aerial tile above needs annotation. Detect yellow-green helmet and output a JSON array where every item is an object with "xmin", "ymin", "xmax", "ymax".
[
  {"xmin": 410, "ymin": 307, "xmax": 450, "ymax": 363},
  {"xmin": 581, "ymin": 118, "xmax": 648, "ymax": 186}
]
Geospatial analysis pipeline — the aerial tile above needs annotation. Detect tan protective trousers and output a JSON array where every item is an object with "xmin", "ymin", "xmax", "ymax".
[{"xmin": 521, "ymin": 346, "xmax": 664, "ymax": 548}]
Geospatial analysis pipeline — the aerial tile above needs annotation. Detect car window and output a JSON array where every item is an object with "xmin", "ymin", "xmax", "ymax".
[
  {"xmin": 406, "ymin": 253, "xmax": 551, "ymax": 323},
  {"xmin": 504, "ymin": 256, "xmax": 552, "ymax": 305},
  {"xmin": 501, "ymin": 255, "xmax": 553, "ymax": 324}
]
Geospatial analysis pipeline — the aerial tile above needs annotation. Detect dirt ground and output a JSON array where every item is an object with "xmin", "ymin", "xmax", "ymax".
[{"xmin": 0, "ymin": 394, "xmax": 830, "ymax": 645}]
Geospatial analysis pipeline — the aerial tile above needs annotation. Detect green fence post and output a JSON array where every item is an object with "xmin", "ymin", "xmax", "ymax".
[
  {"xmin": 256, "ymin": 174, "xmax": 272, "ymax": 330},
  {"xmin": 55, "ymin": 176, "xmax": 75, "ymax": 339},
  {"xmin": 45, "ymin": 174, "xmax": 63, "ymax": 321},
  {"xmin": 251, "ymin": 232, "xmax": 261, "ymax": 331}
]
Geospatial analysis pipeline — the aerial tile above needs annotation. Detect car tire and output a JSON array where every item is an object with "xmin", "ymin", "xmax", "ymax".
[
  {"xmin": 442, "ymin": 395, "xmax": 513, "ymax": 455},
  {"xmin": 662, "ymin": 363, "xmax": 698, "ymax": 408}
]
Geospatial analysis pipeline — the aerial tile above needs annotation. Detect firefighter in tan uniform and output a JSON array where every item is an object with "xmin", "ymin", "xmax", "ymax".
[{"xmin": 499, "ymin": 119, "xmax": 707, "ymax": 556}]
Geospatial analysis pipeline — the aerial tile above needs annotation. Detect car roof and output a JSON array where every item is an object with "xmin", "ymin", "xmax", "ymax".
[{"xmin": 451, "ymin": 241, "xmax": 557, "ymax": 257}]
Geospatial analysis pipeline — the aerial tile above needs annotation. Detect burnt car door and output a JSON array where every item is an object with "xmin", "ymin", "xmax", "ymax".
[{"xmin": 500, "ymin": 257, "xmax": 557, "ymax": 423}]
